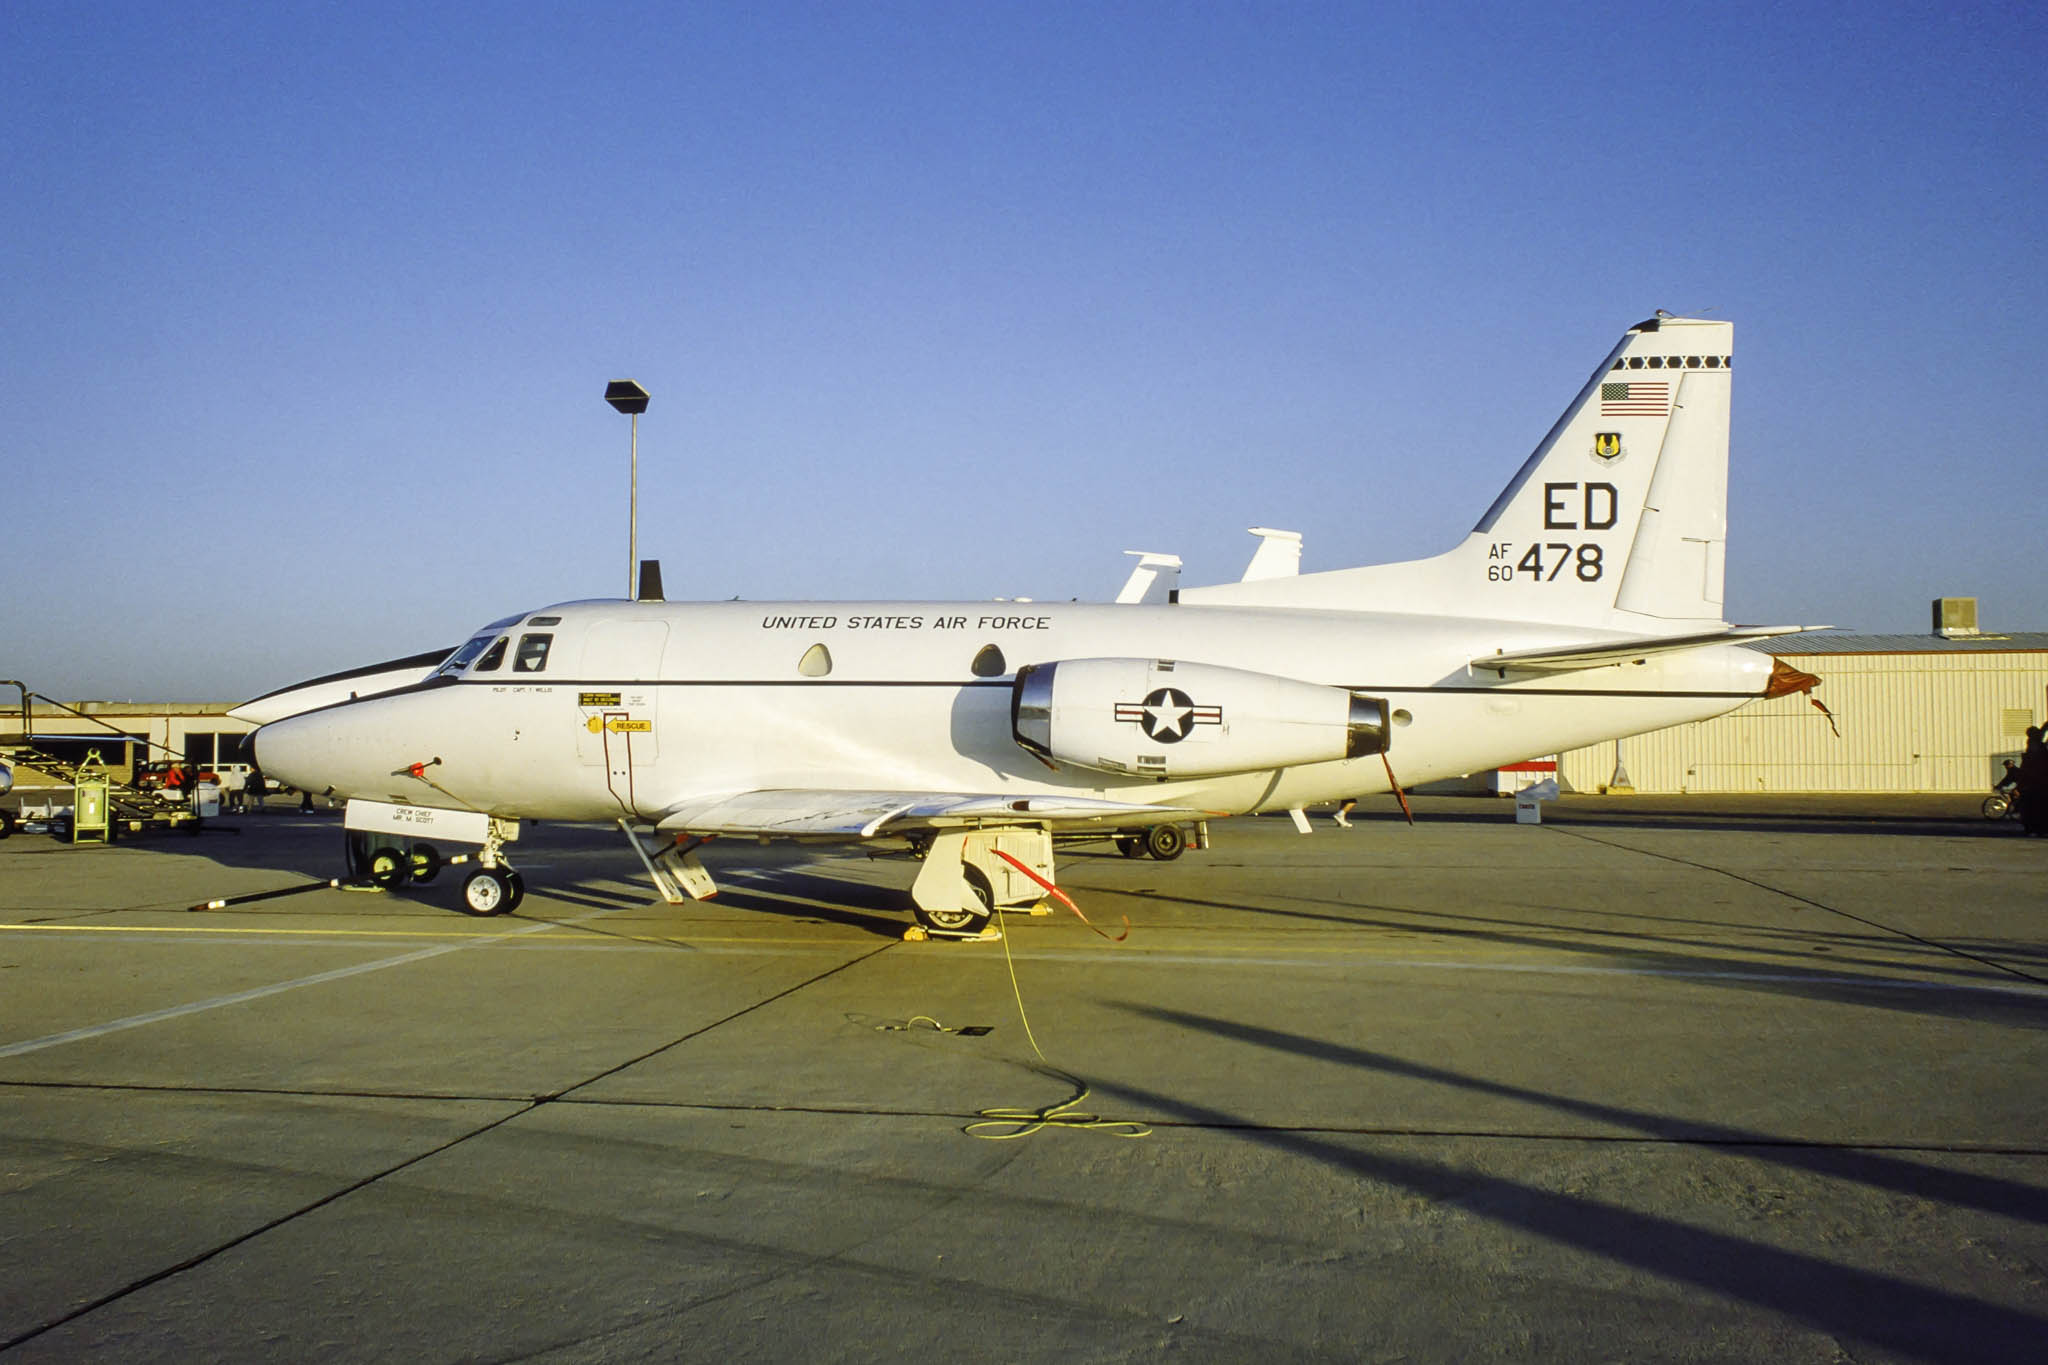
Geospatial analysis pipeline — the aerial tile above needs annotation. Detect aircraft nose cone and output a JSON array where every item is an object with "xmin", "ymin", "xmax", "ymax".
[
  {"xmin": 248, "ymin": 687, "xmax": 453, "ymax": 804},
  {"xmin": 250, "ymin": 716, "xmax": 317, "ymax": 794}
]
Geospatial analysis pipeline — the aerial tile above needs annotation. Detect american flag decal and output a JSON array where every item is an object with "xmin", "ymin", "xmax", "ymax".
[{"xmin": 1600, "ymin": 381, "xmax": 1669, "ymax": 417}]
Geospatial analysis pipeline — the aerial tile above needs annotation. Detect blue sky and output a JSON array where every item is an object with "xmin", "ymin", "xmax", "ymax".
[{"xmin": 6, "ymin": 2, "xmax": 2044, "ymax": 700}]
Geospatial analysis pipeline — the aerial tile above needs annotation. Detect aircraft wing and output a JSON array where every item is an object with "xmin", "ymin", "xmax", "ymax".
[
  {"xmin": 1472, "ymin": 625, "xmax": 1830, "ymax": 673},
  {"xmin": 653, "ymin": 789, "xmax": 1215, "ymax": 838}
]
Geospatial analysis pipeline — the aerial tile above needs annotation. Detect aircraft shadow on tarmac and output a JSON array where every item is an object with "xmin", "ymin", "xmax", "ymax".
[
  {"xmin": 142, "ymin": 815, "xmax": 931, "ymax": 935},
  {"xmin": 1103, "ymin": 1003, "xmax": 2048, "ymax": 1365},
  {"xmin": 1057, "ymin": 874, "xmax": 2048, "ymax": 1032},
  {"xmin": 1325, "ymin": 807, "xmax": 2019, "ymax": 839},
  {"xmin": 131, "ymin": 817, "xmax": 2048, "ymax": 1023}
]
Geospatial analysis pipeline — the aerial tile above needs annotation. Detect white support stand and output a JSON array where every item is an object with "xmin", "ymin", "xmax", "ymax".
[
  {"xmin": 621, "ymin": 820, "xmax": 718, "ymax": 903},
  {"xmin": 1287, "ymin": 806, "xmax": 1313, "ymax": 835},
  {"xmin": 1514, "ymin": 779, "xmax": 1560, "ymax": 825}
]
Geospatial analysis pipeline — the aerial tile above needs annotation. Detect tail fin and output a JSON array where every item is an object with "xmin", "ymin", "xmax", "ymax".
[{"xmin": 1180, "ymin": 316, "xmax": 1735, "ymax": 631}]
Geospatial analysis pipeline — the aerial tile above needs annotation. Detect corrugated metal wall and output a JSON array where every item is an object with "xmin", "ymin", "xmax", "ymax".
[{"xmin": 1560, "ymin": 651, "xmax": 2048, "ymax": 793}]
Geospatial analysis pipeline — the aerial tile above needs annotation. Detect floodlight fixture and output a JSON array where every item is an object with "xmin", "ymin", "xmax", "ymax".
[
  {"xmin": 605, "ymin": 380, "xmax": 649, "ymax": 415},
  {"xmin": 605, "ymin": 380, "xmax": 651, "ymax": 597}
]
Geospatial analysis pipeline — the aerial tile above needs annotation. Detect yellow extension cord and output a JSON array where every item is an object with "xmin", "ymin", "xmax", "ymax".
[{"xmin": 876, "ymin": 909, "xmax": 1151, "ymax": 1141}]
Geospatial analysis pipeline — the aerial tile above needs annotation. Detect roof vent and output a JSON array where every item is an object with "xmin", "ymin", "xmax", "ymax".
[{"xmin": 1932, "ymin": 596, "xmax": 1979, "ymax": 638}]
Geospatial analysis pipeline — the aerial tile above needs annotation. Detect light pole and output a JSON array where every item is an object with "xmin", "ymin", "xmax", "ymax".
[{"xmin": 605, "ymin": 380, "xmax": 650, "ymax": 598}]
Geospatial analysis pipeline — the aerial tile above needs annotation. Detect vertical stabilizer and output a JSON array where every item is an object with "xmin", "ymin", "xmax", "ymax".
[
  {"xmin": 1180, "ymin": 316, "xmax": 1735, "ymax": 633},
  {"xmin": 1240, "ymin": 528, "xmax": 1303, "ymax": 581},
  {"xmin": 1116, "ymin": 552, "xmax": 1183, "ymax": 605}
]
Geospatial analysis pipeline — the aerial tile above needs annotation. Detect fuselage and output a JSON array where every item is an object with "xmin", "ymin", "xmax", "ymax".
[{"xmin": 253, "ymin": 597, "xmax": 1774, "ymax": 824}]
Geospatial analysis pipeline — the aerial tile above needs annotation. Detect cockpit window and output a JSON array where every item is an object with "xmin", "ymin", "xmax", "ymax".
[
  {"xmin": 473, "ymin": 637, "xmax": 509, "ymax": 672},
  {"xmin": 512, "ymin": 633, "xmax": 554, "ymax": 672},
  {"xmin": 439, "ymin": 635, "xmax": 495, "ymax": 676}
]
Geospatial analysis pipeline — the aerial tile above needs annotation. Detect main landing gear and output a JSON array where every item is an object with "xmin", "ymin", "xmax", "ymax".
[
  {"xmin": 907, "ymin": 828, "xmax": 1058, "ymax": 941},
  {"xmin": 1114, "ymin": 822, "xmax": 1187, "ymax": 861}
]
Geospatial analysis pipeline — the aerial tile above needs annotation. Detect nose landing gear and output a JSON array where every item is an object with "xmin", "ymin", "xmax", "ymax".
[
  {"xmin": 459, "ymin": 865, "xmax": 524, "ymax": 915},
  {"xmin": 340, "ymin": 805, "xmax": 523, "ymax": 915},
  {"xmin": 456, "ymin": 816, "xmax": 524, "ymax": 915}
]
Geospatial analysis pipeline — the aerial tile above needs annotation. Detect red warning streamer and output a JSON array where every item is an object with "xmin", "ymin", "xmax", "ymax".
[
  {"xmin": 992, "ymin": 848, "xmax": 1129, "ymax": 942},
  {"xmin": 1382, "ymin": 751, "xmax": 1415, "ymax": 825}
]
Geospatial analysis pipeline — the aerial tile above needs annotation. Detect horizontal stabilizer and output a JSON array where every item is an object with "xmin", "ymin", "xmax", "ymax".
[
  {"xmin": 655, "ymin": 788, "xmax": 1214, "ymax": 838},
  {"xmin": 1473, "ymin": 625, "xmax": 1830, "ymax": 672}
]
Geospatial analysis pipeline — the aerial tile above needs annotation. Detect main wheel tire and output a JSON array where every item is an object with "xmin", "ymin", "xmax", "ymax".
[
  {"xmin": 368, "ymin": 846, "xmax": 411, "ymax": 888},
  {"xmin": 1115, "ymin": 833, "xmax": 1145, "ymax": 859},
  {"xmin": 1144, "ymin": 822, "xmax": 1186, "ymax": 861},
  {"xmin": 0, "ymin": 811, "xmax": 14, "ymax": 839},
  {"xmin": 461, "ymin": 868, "xmax": 512, "ymax": 916},
  {"xmin": 911, "ymin": 866, "xmax": 994, "ymax": 937},
  {"xmin": 408, "ymin": 842, "xmax": 442, "ymax": 885},
  {"xmin": 502, "ymin": 869, "xmax": 526, "ymax": 912}
]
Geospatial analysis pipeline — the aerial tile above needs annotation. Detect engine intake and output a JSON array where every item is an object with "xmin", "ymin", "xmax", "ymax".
[{"xmin": 1012, "ymin": 658, "xmax": 1388, "ymax": 779}]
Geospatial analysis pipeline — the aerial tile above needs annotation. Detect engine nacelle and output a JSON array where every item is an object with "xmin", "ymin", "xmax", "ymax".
[{"xmin": 1012, "ymin": 658, "xmax": 1389, "ymax": 779}]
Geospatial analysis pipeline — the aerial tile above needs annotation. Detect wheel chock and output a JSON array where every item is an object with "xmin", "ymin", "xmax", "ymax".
[{"xmin": 901, "ymin": 923, "xmax": 1002, "ymax": 943}]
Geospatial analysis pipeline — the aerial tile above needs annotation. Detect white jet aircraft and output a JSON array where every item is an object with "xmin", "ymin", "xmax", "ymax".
[{"xmin": 244, "ymin": 315, "xmax": 1820, "ymax": 939}]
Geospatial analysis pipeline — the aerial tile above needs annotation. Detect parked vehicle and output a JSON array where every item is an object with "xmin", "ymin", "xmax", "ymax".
[{"xmin": 133, "ymin": 760, "xmax": 219, "ymax": 793}]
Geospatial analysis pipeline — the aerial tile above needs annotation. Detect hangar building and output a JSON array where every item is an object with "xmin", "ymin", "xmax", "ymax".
[{"xmin": 1559, "ymin": 622, "xmax": 2048, "ymax": 795}]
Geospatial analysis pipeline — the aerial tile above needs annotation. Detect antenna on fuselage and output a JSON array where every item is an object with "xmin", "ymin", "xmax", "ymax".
[{"xmin": 636, "ymin": 559, "xmax": 665, "ymax": 602}]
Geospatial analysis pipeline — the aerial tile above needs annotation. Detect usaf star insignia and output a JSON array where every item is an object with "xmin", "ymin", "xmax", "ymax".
[{"xmin": 1115, "ymin": 688, "xmax": 1223, "ymax": 744}]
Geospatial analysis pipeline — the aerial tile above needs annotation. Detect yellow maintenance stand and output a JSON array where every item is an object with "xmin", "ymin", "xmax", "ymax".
[{"xmin": 71, "ymin": 754, "xmax": 112, "ymax": 844}]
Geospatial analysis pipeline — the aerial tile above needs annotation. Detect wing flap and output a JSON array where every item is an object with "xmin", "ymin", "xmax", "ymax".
[{"xmin": 653, "ymin": 788, "xmax": 1214, "ymax": 838}]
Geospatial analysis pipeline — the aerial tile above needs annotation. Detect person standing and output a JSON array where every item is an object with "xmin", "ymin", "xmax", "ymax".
[
  {"xmin": 245, "ymin": 761, "xmax": 264, "ymax": 814},
  {"xmin": 2018, "ymin": 726, "xmax": 2048, "ymax": 837}
]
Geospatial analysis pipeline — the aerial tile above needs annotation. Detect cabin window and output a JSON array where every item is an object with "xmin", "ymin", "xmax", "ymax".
[
  {"xmin": 513, "ymin": 633, "xmax": 554, "ymax": 672},
  {"xmin": 971, "ymin": 644, "xmax": 1007, "ymax": 677},
  {"xmin": 473, "ymin": 637, "xmax": 508, "ymax": 672},
  {"xmin": 798, "ymin": 643, "xmax": 833, "ymax": 677}
]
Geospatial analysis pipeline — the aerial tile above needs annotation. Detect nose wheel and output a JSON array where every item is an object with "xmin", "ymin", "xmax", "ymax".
[
  {"xmin": 460, "ymin": 866, "xmax": 525, "ymax": 916},
  {"xmin": 339, "ymin": 807, "xmax": 523, "ymax": 917}
]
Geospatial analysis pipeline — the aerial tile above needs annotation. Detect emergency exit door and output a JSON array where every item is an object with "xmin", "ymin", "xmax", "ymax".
[{"xmin": 574, "ymin": 621, "xmax": 669, "ymax": 811}]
